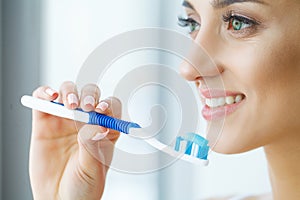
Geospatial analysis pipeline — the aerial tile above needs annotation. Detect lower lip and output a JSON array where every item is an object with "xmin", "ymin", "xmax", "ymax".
[{"xmin": 201, "ymin": 100, "xmax": 245, "ymax": 121}]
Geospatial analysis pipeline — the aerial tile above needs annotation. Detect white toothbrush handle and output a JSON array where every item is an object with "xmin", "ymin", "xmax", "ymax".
[
  {"xmin": 21, "ymin": 95, "xmax": 141, "ymax": 134},
  {"xmin": 21, "ymin": 95, "xmax": 89, "ymax": 122}
]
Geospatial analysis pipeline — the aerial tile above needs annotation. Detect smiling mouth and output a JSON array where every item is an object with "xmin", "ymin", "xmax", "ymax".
[
  {"xmin": 205, "ymin": 94, "xmax": 245, "ymax": 108},
  {"xmin": 200, "ymin": 89, "xmax": 246, "ymax": 120}
]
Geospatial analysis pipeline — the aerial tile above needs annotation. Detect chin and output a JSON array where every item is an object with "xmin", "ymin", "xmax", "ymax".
[
  {"xmin": 207, "ymin": 126, "xmax": 263, "ymax": 155},
  {"xmin": 209, "ymin": 133, "xmax": 265, "ymax": 155},
  {"xmin": 205, "ymin": 110, "xmax": 261, "ymax": 154},
  {"xmin": 211, "ymin": 144, "xmax": 250, "ymax": 155}
]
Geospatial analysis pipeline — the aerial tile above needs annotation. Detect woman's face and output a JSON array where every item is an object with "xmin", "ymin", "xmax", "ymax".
[{"xmin": 179, "ymin": 0, "xmax": 300, "ymax": 153}]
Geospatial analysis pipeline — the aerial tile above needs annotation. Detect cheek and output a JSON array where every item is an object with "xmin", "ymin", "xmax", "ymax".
[
  {"xmin": 210, "ymin": 6, "xmax": 300, "ymax": 153},
  {"xmin": 259, "ymin": 34, "xmax": 300, "ymax": 135},
  {"xmin": 222, "ymin": 31, "xmax": 300, "ymax": 150}
]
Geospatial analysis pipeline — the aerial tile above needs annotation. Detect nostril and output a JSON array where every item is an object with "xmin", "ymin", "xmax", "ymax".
[
  {"xmin": 195, "ymin": 76, "xmax": 202, "ymax": 81},
  {"xmin": 179, "ymin": 62, "xmax": 203, "ymax": 81}
]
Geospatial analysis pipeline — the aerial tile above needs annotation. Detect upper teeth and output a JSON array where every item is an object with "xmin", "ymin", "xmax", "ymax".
[{"xmin": 205, "ymin": 94, "xmax": 244, "ymax": 108}]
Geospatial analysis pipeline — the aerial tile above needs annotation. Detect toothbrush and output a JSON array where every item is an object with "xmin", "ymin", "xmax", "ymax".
[
  {"xmin": 21, "ymin": 95, "xmax": 209, "ymax": 166},
  {"xmin": 21, "ymin": 95, "xmax": 141, "ymax": 134}
]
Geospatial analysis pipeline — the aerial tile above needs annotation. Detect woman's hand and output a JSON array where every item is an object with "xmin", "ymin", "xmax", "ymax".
[{"xmin": 29, "ymin": 81, "xmax": 121, "ymax": 200}]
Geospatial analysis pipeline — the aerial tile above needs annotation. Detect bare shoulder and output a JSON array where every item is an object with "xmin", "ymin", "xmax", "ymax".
[{"xmin": 203, "ymin": 193, "xmax": 272, "ymax": 200}]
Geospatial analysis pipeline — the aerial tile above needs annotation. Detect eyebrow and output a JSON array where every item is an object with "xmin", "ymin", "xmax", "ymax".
[
  {"xmin": 210, "ymin": 0, "xmax": 267, "ymax": 9},
  {"xmin": 182, "ymin": 1, "xmax": 195, "ymax": 10}
]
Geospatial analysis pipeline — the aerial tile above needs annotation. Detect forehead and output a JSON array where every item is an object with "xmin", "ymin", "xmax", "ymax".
[{"xmin": 183, "ymin": 0, "xmax": 269, "ymax": 9}]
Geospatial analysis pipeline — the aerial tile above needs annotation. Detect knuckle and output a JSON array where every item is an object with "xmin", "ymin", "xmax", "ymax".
[
  {"xmin": 81, "ymin": 83, "xmax": 101, "ymax": 95},
  {"xmin": 109, "ymin": 97, "xmax": 122, "ymax": 106},
  {"xmin": 62, "ymin": 80, "xmax": 75, "ymax": 86},
  {"xmin": 84, "ymin": 83, "xmax": 99, "ymax": 89},
  {"xmin": 59, "ymin": 82, "xmax": 78, "ymax": 98},
  {"xmin": 106, "ymin": 97, "xmax": 122, "ymax": 115},
  {"xmin": 32, "ymin": 89, "xmax": 38, "ymax": 97},
  {"xmin": 60, "ymin": 81, "xmax": 76, "ymax": 91},
  {"xmin": 32, "ymin": 86, "xmax": 46, "ymax": 97}
]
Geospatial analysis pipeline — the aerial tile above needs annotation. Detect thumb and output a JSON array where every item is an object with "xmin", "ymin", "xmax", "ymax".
[{"xmin": 77, "ymin": 125, "xmax": 111, "ymax": 173}]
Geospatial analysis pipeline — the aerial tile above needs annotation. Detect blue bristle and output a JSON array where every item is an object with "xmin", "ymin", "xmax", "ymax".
[
  {"xmin": 197, "ymin": 145, "xmax": 209, "ymax": 160},
  {"xmin": 175, "ymin": 137, "xmax": 183, "ymax": 152},
  {"xmin": 185, "ymin": 141, "xmax": 193, "ymax": 155},
  {"xmin": 175, "ymin": 133, "xmax": 209, "ymax": 160}
]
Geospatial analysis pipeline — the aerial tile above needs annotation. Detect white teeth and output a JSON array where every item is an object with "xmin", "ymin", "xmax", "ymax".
[
  {"xmin": 211, "ymin": 98, "xmax": 219, "ymax": 107},
  {"xmin": 217, "ymin": 97, "xmax": 226, "ymax": 106},
  {"xmin": 225, "ymin": 96, "xmax": 235, "ymax": 105},
  {"xmin": 205, "ymin": 95, "xmax": 244, "ymax": 108},
  {"xmin": 235, "ymin": 94, "xmax": 243, "ymax": 103},
  {"xmin": 205, "ymin": 99, "xmax": 213, "ymax": 107},
  {"xmin": 206, "ymin": 98, "xmax": 222, "ymax": 108}
]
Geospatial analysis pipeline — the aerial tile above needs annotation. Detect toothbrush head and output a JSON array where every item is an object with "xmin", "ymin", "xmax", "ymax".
[
  {"xmin": 175, "ymin": 132, "xmax": 209, "ymax": 160},
  {"xmin": 128, "ymin": 128, "xmax": 210, "ymax": 166}
]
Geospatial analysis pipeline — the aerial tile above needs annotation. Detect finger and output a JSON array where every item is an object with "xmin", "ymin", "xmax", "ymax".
[
  {"xmin": 79, "ymin": 84, "xmax": 101, "ymax": 112},
  {"xmin": 95, "ymin": 96, "xmax": 122, "ymax": 118},
  {"xmin": 77, "ymin": 125, "xmax": 113, "ymax": 173},
  {"xmin": 32, "ymin": 86, "xmax": 59, "ymax": 118},
  {"xmin": 95, "ymin": 96, "xmax": 122, "ymax": 140},
  {"xmin": 59, "ymin": 81, "xmax": 79, "ymax": 109},
  {"xmin": 32, "ymin": 86, "xmax": 59, "ymax": 100}
]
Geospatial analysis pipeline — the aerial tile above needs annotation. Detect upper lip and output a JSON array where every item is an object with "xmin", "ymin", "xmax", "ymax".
[{"xmin": 200, "ymin": 88, "xmax": 244, "ymax": 99}]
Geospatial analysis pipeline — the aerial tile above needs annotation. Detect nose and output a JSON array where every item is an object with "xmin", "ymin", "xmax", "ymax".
[
  {"xmin": 179, "ymin": 27, "xmax": 222, "ymax": 82},
  {"xmin": 179, "ymin": 60, "xmax": 202, "ymax": 81},
  {"xmin": 179, "ymin": 56, "xmax": 221, "ymax": 81}
]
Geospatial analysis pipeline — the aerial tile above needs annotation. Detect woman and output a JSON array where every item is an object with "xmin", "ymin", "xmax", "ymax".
[{"xmin": 30, "ymin": 0, "xmax": 300, "ymax": 199}]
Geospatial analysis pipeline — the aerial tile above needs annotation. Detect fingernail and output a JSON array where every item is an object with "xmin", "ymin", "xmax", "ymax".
[
  {"xmin": 45, "ymin": 88, "xmax": 56, "ymax": 96},
  {"xmin": 96, "ymin": 101, "xmax": 109, "ymax": 112},
  {"xmin": 67, "ymin": 93, "xmax": 78, "ymax": 106},
  {"xmin": 91, "ymin": 129, "xmax": 109, "ymax": 141},
  {"xmin": 84, "ymin": 96, "xmax": 95, "ymax": 106}
]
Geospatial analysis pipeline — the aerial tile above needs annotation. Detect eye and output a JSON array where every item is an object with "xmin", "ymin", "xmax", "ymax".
[
  {"xmin": 228, "ymin": 16, "xmax": 253, "ymax": 31},
  {"xmin": 222, "ymin": 12, "xmax": 260, "ymax": 35},
  {"xmin": 178, "ymin": 16, "xmax": 201, "ymax": 35},
  {"xmin": 231, "ymin": 18, "xmax": 248, "ymax": 30}
]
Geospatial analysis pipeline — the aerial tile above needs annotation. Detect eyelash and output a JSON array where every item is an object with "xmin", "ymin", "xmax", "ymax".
[
  {"xmin": 222, "ymin": 11, "xmax": 260, "ymax": 35},
  {"xmin": 178, "ymin": 11, "xmax": 261, "ymax": 38},
  {"xmin": 177, "ymin": 16, "xmax": 201, "ymax": 34}
]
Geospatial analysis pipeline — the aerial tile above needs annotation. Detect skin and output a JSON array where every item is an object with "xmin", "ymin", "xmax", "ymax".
[
  {"xmin": 30, "ymin": 0, "xmax": 300, "ymax": 199},
  {"xmin": 30, "ymin": 82, "xmax": 122, "ymax": 200},
  {"xmin": 179, "ymin": 0, "xmax": 300, "ymax": 199}
]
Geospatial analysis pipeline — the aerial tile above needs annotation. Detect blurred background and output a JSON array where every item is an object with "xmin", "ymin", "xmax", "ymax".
[{"xmin": 0, "ymin": 0, "xmax": 271, "ymax": 199}]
